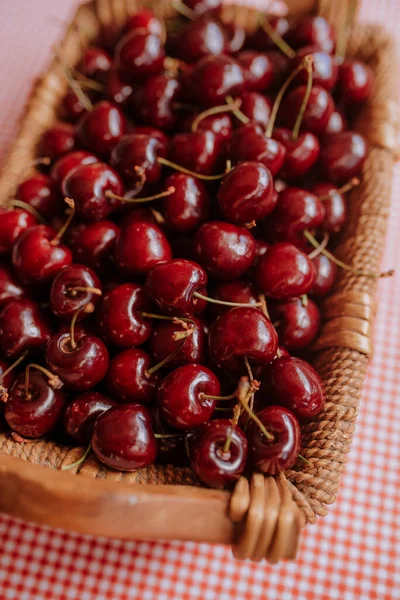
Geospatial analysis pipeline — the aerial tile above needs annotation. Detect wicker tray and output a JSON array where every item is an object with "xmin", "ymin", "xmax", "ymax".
[{"xmin": 0, "ymin": 0, "xmax": 397, "ymax": 563}]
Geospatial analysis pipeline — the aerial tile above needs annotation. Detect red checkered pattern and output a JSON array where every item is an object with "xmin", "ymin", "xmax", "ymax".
[{"xmin": 0, "ymin": 1, "xmax": 399, "ymax": 598}]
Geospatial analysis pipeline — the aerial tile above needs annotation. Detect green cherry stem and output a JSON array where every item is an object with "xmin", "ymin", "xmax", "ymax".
[
  {"xmin": 105, "ymin": 186, "xmax": 176, "ymax": 204},
  {"xmin": 62, "ymin": 444, "xmax": 92, "ymax": 471},
  {"xmin": 259, "ymin": 15, "xmax": 296, "ymax": 58}
]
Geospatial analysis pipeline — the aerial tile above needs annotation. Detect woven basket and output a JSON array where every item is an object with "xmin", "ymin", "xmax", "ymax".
[{"xmin": 0, "ymin": 0, "xmax": 397, "ymax": 563}]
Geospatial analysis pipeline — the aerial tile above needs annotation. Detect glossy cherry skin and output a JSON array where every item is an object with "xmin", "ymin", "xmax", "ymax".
[
  {"xmin": 169, "ymin": 131, "xmax": 221, "ymax": 176},
  {"xmin": 149, "ymin": 316, "xmax": 206, "ymax": 369},
  {"xmin": 145, "ymin": 259, "xmax": 207, "ymax": 316},
  {"xmin": 157, "ymin": 364, "xmax": 219, "ymax": 430},
  {"xmin": 133, "ymin": 75, "xmax": 180, "ymax": 130},
  {"xmin": 248, "ymin": 405, "xmax": 300, "ymax": 475},
  {"xmin": 5, "ymin": 371, "xmax": 66, "ymax": 438},
  {"xmin": 184, "ymin": 0, "xmax": 221, "ymax": 13},
  {"xmin": 210, "ymin": 279, "xmax": 259, "ymax": 319},
  {"xmin": 194, "ymin": 221, "xmax": 256, "ymax": 280},
  {"xmin": 41, "ymin": 122, "xmax": 76, "ymax": 159},
  {"xmin": 209, "ymin": 307, "xmax": 278, "ymax": 373},
  {"xmin": 338, "ymin": 59, "xmax": 374, "ymax": 103},
  {"xmin": 190, "ymin": 420, "xmax": 248, "ymax": 488},
  {"xmin": 114, "ymin": 220, "xmax": 172, "ymax": 277},
  {"xmin": 105, "ymin": 68, "xmax": 133, "ymax": 107},
  {"xmin": 50, "ymin": 150, "xmax": 98, "ymax": 186},
  {"xmin": 16, "ymin": 174, "xmax": 61, "ymax": 219},
  {"xmin": 62, "ymin": 90, "xmax": 88, "ymax": 122},
  {"xmin": 175, "ymin": 16, "xmax": 227, "ymax": 62},
  {"xmin": 132, "ymin": 126, "xmax": 168, "ymax": 153},
  {"xmin": 50, "ymin": 264, "xmax": 101, "ymax": 321},
  {"xmin": 255, "ymin": 242, "xmax": 315, "ymax": 300},
  {"xmin": 0, "ymin": 208, "xmax": 37, "ymax": 254},
  {"xmin": 292, "ymin": 45, "xmax": 338, "ymax": 91},
  {"xmin": 285, "ymin": 16, "xmax": 336, "ymax": 53},
  {"xmin": 270, "ymin": 298, "xmax": 321, "ymax": 352},
  {"xmin": 77, "ymin": 101, "xmax": 126, "ymax": 157},
  {"xmin": 125, "ymin": 9, "xmax": 164, "ymax": 36},
  {"xmin": 324, "ymin": 109, "xmax": 347, "ymax": 135},
  {"xmin": 110, "ymin": 133, "xmax": 165, "ymax": 185},
  {"xmin": 189, "ymin": 55, "xmax": 245, "ymax": 107},
  {"xmin": 97, "ymin": 283, "xmax": 152, "ymax": 348},
  {"xmin": 248, "ymin": 17, "xmax": 290, "ymax": 51},
  {"xmin": 227, "ymin": 124, "xmax": 286, "ymax": 176},
  {"xmin": 309, "ymin": 254, "xmax": 337, "ymax": 299},
  {"xmin": 161, "ymin": 173, "xmax": 209, "ymax": 232},
  {"xmin": 237, "ymin": 51, "xmax": 273, "ymax": 92},
  {"xmin": 273, "ymin": 128, "xmax": 320, "ymax": 180},
  {"xmin": 310, "ymin": 181, "xmax": 346, "ymax": 233},
  {"xmin": 12, "ymin": 225, "xmax": 72, "ymax": 285},
  {"xmin": 282, "ymin": 85, "xmax": 334, "ymax": 135},
  {"xmin": 265, "ymin": 50, "xmax": 290, "ymax": 87},
  {"xmin": 264, "ymin": 356, "xmax": 324, "ymax": 420},
  {"xmin": 235, "ymin": 92, "xmax": 272, "ymax": 127},
  {"xmin": 45, "ymin": 332, "xmax": 109, "ymax": 391},
  {"xmin": 92, "ymin": 404, "xmax": 157, "ymax": 471},
  {"xmin": 0, "ymin": 299, "xmax": 52, "ymax": 359},
  {"xmin": 319, "ymin": 131, "xmax": 368, "ymax": 182},
  {"xmin": 106, "ymin": 348, "xmax": 161, "ymax": 404},
  {"xmin": 267, "ymin": 187, "xmax": 325, "ymax": 249},
  {"xmin": 0, "ymin": 265, "xmax": 25, "ymax": 307},
  {"xmin": 63, "ymin": 391, "xmax": 115, "ymax": 444},
  {"xmin": 115, "ymin": 31, "xmax": 165, "ymax": 82},
  {"xmin": 182, "ymin": 112, "xmax": 232, "ymax": 143},
  {"xmin": 62, "ymin": 162, "xmax": 124, "ymax": 221},
  {"xmin": 72, "ymin": 220, "xmax": 119, "ymax": 275},
  {"xmin": 218, "ymin": 162, "xmax": 276, "ymax": 225},
  {"xmin": 81, "ymin": 46, "xmax": 112, "ymax": 82}
]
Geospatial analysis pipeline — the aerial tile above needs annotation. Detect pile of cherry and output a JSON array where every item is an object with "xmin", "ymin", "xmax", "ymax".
[{"xmin": 0, "ymin": 0, "xmax": 382, "ymax": 489}]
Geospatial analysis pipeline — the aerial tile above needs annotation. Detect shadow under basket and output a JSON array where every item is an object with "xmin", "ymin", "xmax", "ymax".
[{"xmin": 0, "ymin": 0, "xmax": 398, "ymax": 563}]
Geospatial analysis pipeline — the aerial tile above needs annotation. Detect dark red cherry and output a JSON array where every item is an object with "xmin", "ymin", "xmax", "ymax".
[
  {"xmin": 114, "ymin": 220, "xmax": 172, "ymax": 277},
  {"xmin": 12, "ymin": 225, "xmax": 72, "ymax": 285},
  {"xmin": 161, "ymin": 173, "xmax": 209, "ymax": 232},
  {"xmin": 132, "ymin": 127, "xmax": 168, "ymax": 152},
  {"xmin": 338, "ymin": 59, "xmax": 374, "ymax": 103},
  {"xmin": 270, "ymin": 297, "xmax": 321, "ymax": 352},
  {"xmin": 174, "ymin": 16, "xmax": 227, "ymax": 62},
  {"xmin": 324, "ymin": 108, "xmax": 347, "ymax": 135},
  {"xmin": 218, "ymin": 162, "xmax": 276, "ymax": 225},
  {"xmin": 16, "ymin": 174, "xmax": 61, "ymax": 218},
  {"xmin": 292, "ymin": 45, "xmax": 338, "ymax": 90},
  {"xmin": 50, "ymin": 264, "xmax": 101, "ymax": 321},
  {"xmin": 282, "ymin": 85, "xmax": 334, "ymax": 134},
  {"xmin": 50, "ymin": 150, "xmax": 98, "ymax": 186},
  {"xmin": 182, "ymin": 112, "xmax": 232, "ymax": 143},
  {"xmin": 92, "ymin": 404, "xmax": 156, "ymax": 470},
  {"xmin": 133, "ymin": 75, "xmax": 181, "ymax": 130},
  {"xmin": 97, "ymin": 283, "xmax": 152, "ymax": 348},
  {"xmin": 235, "ymin": 91, "xmax": 272, "ymax": 127},
  {"xmin": 223, "ymin": 21, "xmax": 245, "ymax": 53},
  {"xmin": 62, "ymin": 90, "xmax": 88, "ymax": 122},
  {"xmin": 264, "ymin": 356, "xmax": 324, "ymax": 420},
  {"xmin": 126, "ymin": 9, "xmax": 164, "ymax": 36},
  {"xmin": 319, "ymin": 131, "xmax": 368, "ymax": 182},
  {"xmin": 194, "ymin": 221, "xmax": 256, "ymax": 280},
  {"xmin": 0, "ymin": 208, "xmax": 37, "ymax": 254},
  {"xmin": 273, "ymin": 128, "xmax": 320, "ymax": 180},
  {"xmin": 0, "ymin": 299, "xmax": 52, "ymax": 359},
  {"xmin": 209, "ymin": 307, "xmax": 278, "ymax": 373},
  {"xmin": 248, "ymin": 405, "xmax": 300, "ymax": 474},
  {"xmin": 210, "ymin": 279, "xmax": 259, "ymax": 319},
  {"xmin": 0, "ymin": 266, "xmax": 25, "ymax": 307},
  {"xmin": 265, "ymin": 50, "xmax": 290, "ymax": 87},
  {"xmin": 285, "ymin": 16, "xmax": 336, "ymax": 54},
  {"xmin": 251, "ymin": 239, "xmax": 270, "ymax": 275},
  {"xmin": 169, "ymin": 131, "xmax": 220, "ymax": 176},
  {"xmin": 72, "ymin": 220, "xmax": 120, "ymax": 274},
  {"xmin": 105, "ymin": 68, "xmax": 133, "ymax": 107},
  {"xmin": 157, "ymin": 364, "xmax": 219, "ymax": 429},
  {"xmin": 310, "ymin": 181, "xmax": 346, "ymax": 233},
  {"xmin": 110, "ymin": 133, "xmax": 165, "ymax": 185},
  {"xmin": 106, "ymin": 348, "xmax": 161, "ymax": 404},
  {"xmin": 5, "ymin": 371, "xmax": 66, "ymax": 438},
  {"xmin": 119, "ymin": 206, "xmax": 159, "ymax": 228},
  {"xmin": 62, "ymin": 162, "xmax": 124, "ymax": 221},
  {"xmin": 45, "ymin": 332, "xmax": 109, "ymax": 391},
  {"xmin": 247, "ymin": 17, "xmax": 290, "ymax": 51},
  {"xmin": 184, "ymin": 0, "xmax": 221, "ymax": 14},
  {"xmin": 41, "ymin": 122, "xmax": 76, "ymax": 159},
  {"xmin": 189, "ymin": 55, "xmax": 245, "ymax": 107},
  {"xmin": 0, "ymin": 359, "xmax": 17, "ymax": 393},
  {"xmin": 309, "ymin": 254, "xmax": 337, "ymax": 298},
  {"xmin": 115, "ymin": 31, "xmax": 165, "ymax": 82},
  {"xmin": 237, "ymin": 51, "xmax": 273, "ymax": 91},
  {"xmin": 63, "ymin": 391, "xmax": 115, "ymax": 444},
  {"xmin": 227, "ymin": 123, "xmax": 286, "ymax": 176},
  {"xmin": 81, "ymin": 46, "xmax": 112, "ymax": 82},
  {"xmin": 77, "ymin": 101, "xmax": 127, "ymax": 156},
  {"xmin": 149, "ymin": 316, "xmax": 206, "ymax": 369},
  {"xmin": 190, "ymin": 419, "xmax": 248, "ymax": 488},
  {"xmin": 255, "ymin": 242, "xmax": 315, "ymax": 300},
  {"xmin": 145, "ymin": 259, "xmax": 208, "ymax": 316}
]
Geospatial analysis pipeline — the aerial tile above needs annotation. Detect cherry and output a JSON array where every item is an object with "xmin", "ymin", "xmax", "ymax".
[
  {"xmin": 237, "ymin": 51, "xmax": 273, "ymax": 92},
  {"xmin": 114, "ymin": 219, "xmax": 172, "ymax": 277},
  {"xmin": 81, "ymin": 46, "xmax": 112, "ymax": 82},
  {"xmin": 63, "ymin": 391, "xmax": 115, "ymax": 444},
  {"xmin": 125, "ymin": 9, "xmax": 164, "ymax": 37},
  {"xmin": 270, "ymin": 297, "xmax": 321, "ymax": 352},
  {"xmin": 62, "ymin": 90, "xmax": 88, "ymax": 122},
  {"xmin": 285, "ymin": 16, "xmax": 336, "ymax": 54},
  {"xmin": 309, "ymin": 254, "xmax": 337, "ymax": 298},
  {"xmin": 149, "ymin": 316, "xmax": 206, "ymax": 369},
  {"xmin": 292, "ymin": 46, "xmax": 338, "ymax": 90},
  {"xmin": 223, "ymin": 21, "xmax": 245, "ymax": 53},
  {"xmin": 132, "ymin": 127, "xmax": 168, "ymax": 152},
  {"xmin": 72, "ymin": 220, "xmax": 120, "ymax": 274},
  {"xmin": 5, "ymin": 370, "xmax": 66, "ymax": 438},
  {"xmin": 194, "ymin": 221, "xmax": 256, "ymax": 280},
  {"xmin": 0, "ymin": 358, "xmax": 21, "ymax": 401},
  {"xmin": 255, "ymin": 242, "xmax": 315, "ymax": 300},
  {"xmin": 265, "ymin": 50, "xmax": 290, "ymax": 87},
  {"xmin": 182, "ymin": 111, "xmax": 232, "ymax": 142},
  {"xmin": 169, "ymin": 131, "xmax": 221, "ymax": 176},
  {"xmin": 157, "ymin": 364, "xmax": 219, "ymax": 429},
  {"xmin": 273, "ymin": 128, "xmax": 320, "ymax": 179},
  {"xmin": 160, "ymin": 172, "xmax": 209, "ymax": 232},
  {"xmin": 251, "ymin": 239, "xmax": 270, "ymax": 274},
  {"xmin": 174, "ymin": 16, "xmax": 227, "ymax": 62},
  {"xmin": 110, "ymin": 133, "xmax": 165, "ymax": 185},
  {"xmin": 210, "ymin": 279, "xmax": 259, "ymax": 319},
  {"xmin": 41, "ymin": 122, "xmax": 76, "ymax": 159},
  {"xmin": 338, "ymin": 59, "xmax": 374, "ymax": 103},
  {"xmin": 183, "ymin": 0, "xmax": 221, "ymax": 14},
  {"xmin": 0, "ymin": 208, "xmax": 37, "ymax": 254},
  {"xmin": 97, "ymin": 283, "xmax": 152, "ymax": 348},
  {"xmin": 50, "ymin": 263, "xmax": 101, "ymax": 321},
  {"xmin": 62, "ymin": 162, "xmax": 124, "ymax": 221},
  {"xmin": 133, "ymin": 75, "xmax": 181, "ymax": 130},
  {"xmin": 50, "ymin": 150, "xmax": 98, "ymax": 186},
  {"xmin": 0, "ymin": 265, "xmax": 25, "ymax": 307},
  {"xmin": 248, "ymin": 17, "xmax": 290, "ymax": 51},
  {"xmin": 319, "ymin": 131, "xmax": 368, "ymax": 182},
  {"xmin": 105, "ymin": 68, "xmax": 133, "ymax": 107},
  {"xmin": 226, "ymin": 123, "xmax": 286, "ymax": 176},
  {"xmin": 235, "ymin": 91, "xmax": 272, "ymax": 127},
  {"xmin": 190, "ymin": 419, "xmax": 248, "ymax": 488},
  {"xmin": 189, "ymin": 55, "xmax": 245, "ymax": 106},
  {"xmin": 145, "ymin": 259, "xmax": 208, "ymax": 316},
  {"xmin": 264, "ymin": 356, "xmax": 324, "ymax": 420},
  {"xmin": 310, "ymin": 181, "xmax": 347, "ymax": 233},
  {"xmin": 282, "ymin": 85, "xmax": 334, "ymax": 134},
  {"xmin": 247, "ymin": 405, "xmax": 300, "ymax": 474},
  {"xmin": 45, "ymin": 331, "xmax": 109, "ymax": 391},
  {"xmin": 106, "ymin": 348, "xmax": 161, "ymax": 404},
  {"xmin": 0, "ymin": 299, "xmax": 52, "ymax": 359},
  {"xmin": 209, "ymin": 307, "xmax": 278, "ymax": 373},
  {"xmin": 217, "ymin": 161, "xmax": 276, "ymax": 225},
  {"xmin": 324, "ymin": 108, "xmax": 347, "ymax": 135},
  {"xmin": 16, "ymin": 174, "xmax": 61, "ymax": 219},
  {"xmin": 115, "ymin": 31, "xmax": 165, "ymax": 82},
  {"xmin": 77, "ymin": 101, "xmax": 127, "ymax": 156}
]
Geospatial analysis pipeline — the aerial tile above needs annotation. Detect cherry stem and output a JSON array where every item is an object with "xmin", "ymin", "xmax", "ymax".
[
  {"xmin": 67, "ymin": 286, "xmax": 102, "ymax": 297},
  {"xmin": 9, "ymin": 200, "xmax": 46, "ymax": 224},
  {"xmin": 236, "ymin": 376, "xmax": 274, "ymax": 441},
  {"xmin": 335, "ymin": 0, "xmax": 358, "ymax": 63},
  {"xmin": 69, "ymin": 305, "xmax": 85, "ymax": 350},
  {"xmin": 225, "ymin": 96, "xmax": 251, "ymax": 125},
  {"xmin": 243, "ymin": 356, "xmax": 253, "ymax": 382},
  {"xmin": 222, "ymin": 404, "xmax": 242, "ymax": 454},
  {"xmin": 199, "ymin": 391, "xmax": 238, "ymax": 402},
  {"xmin": 193, "ymin": 291, "xmax": 263, "ymax": 308},
  {"xmin": 304, "ymin": 230, "xmax": 394, "ymax": 279},
  {"xmin": 32, "ymin": 156, "xmax": 51, "ymax": 167},
  {"xmin": 171, "ymin": 0, "xmax": 196, "ymax": 20},
  {"xmin": 292, "ymin": 55, "xmax": 314, "ymax": 141},
  {"xmin": 298, "ymin": 453, "xmax": 311, "ymax": 465},
  {"xmin": 50, "ymin": 198, "xmax": 75, "ymax": 246},
  {"xmin": 154, "ymin": 433, "xmax": 184, "ymax": 439},
  {"xmin": 24, "ymin": 363, "xmax": 63, "ymax": 399},
  {"xmin": 265, "ymin": 55, "xmax": 314, "ymax": 139},
  {"xmin": 145, "ymin": 317, "xmax": 196, "ymax": 376},
  {"xmin": 54, "ymin": 48, "xmax": 93, "ymax": 111},
  {"xmin": 318, "ymin": 178, "xmax": 361, "ymax": 201},
  {"xmin": 259, "ymin": 16, "xmax": 296, "ymax": 59},
  {"xmin": 150, "ymin": 207, "xmax": 165, "ymax": 225},
  {"xmin": 70, "ymin": 67, "xmax": 105, "ymax": 92},
  {"xmin": 105, "ymin": 186, "xmax": 175, "ymax": 204},
  {"xmin": 308, "ymin": 232, "xmax": 329, "ymax": 260},
  {"xmin": 140, "ymin": 312, "xmax": 193, "ymax": 325},
  {"xmin": 133, "ymin": 166, "xmax": 146, "ymax": 189},
  {"xmin": 0, "ymin": 351, "xmax": 28, "ymax": 385},
  {"xmin": 62, "ymin": 444, "xmax": 92, "ymax": 471},
  {"xmin": 258, "ymin": 293, "xmax": 270, "ymax": 319},
  {"xmin": 157, "ymin": 157, "xmax": 230, "ymax": 181},
  {"xmin": 191, "ymin": 99, "xmax": 247, "ymax": 133}
]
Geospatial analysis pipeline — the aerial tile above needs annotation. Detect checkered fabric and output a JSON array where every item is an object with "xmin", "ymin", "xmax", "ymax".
[{"xmin": 0, "ymin": 1, "xmax": 399, "ymax": 599}]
